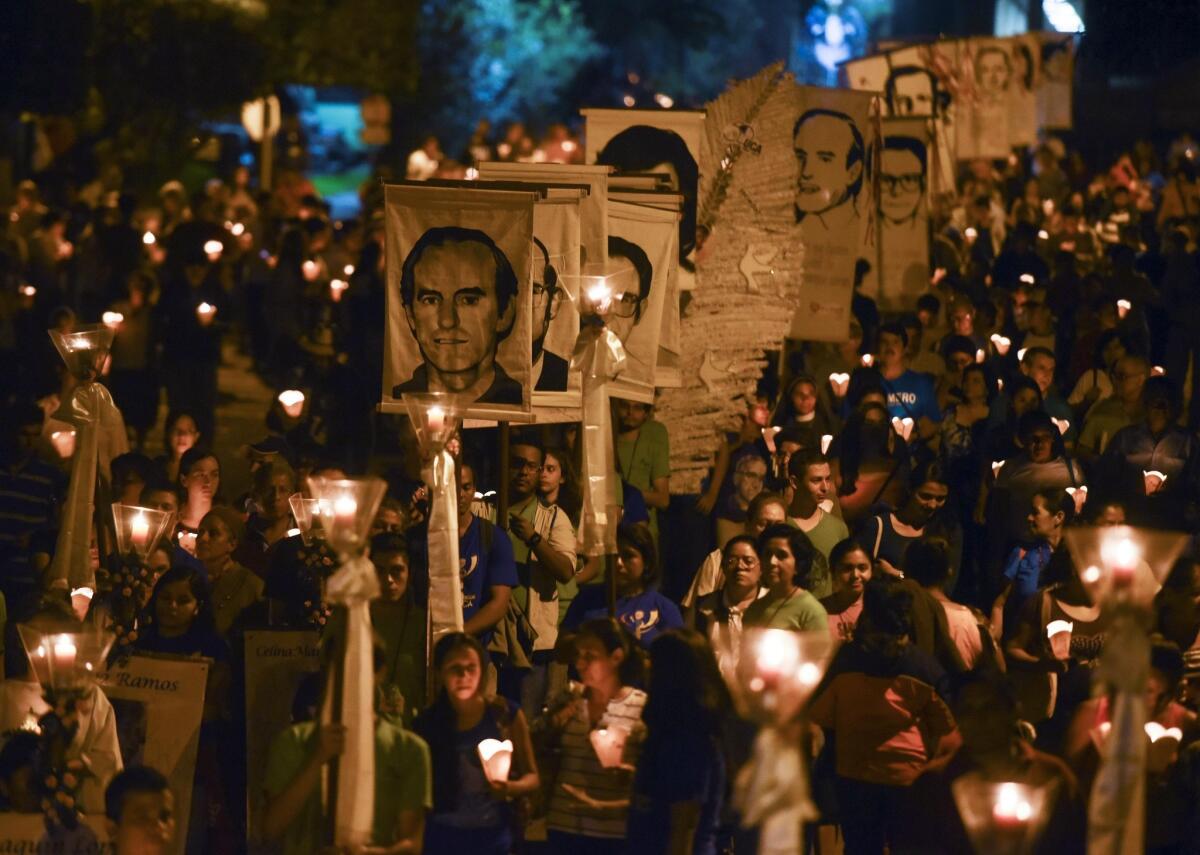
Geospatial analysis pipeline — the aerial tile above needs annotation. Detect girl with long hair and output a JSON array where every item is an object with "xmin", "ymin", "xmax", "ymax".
[{"xmin": 413, "ymin": 633, "xmax": 540, "ymax": 854}]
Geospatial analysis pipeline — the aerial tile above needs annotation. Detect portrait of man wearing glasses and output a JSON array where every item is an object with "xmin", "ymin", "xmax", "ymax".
[
  {"xmin": 880, "ymin": 136, "xmax": 927, "ymax": 228},
  {"xmin": 531, "ymin": 236, "xmax": 569, "ymax": 392},
  {"xmin": 392, "ymin": 225, "xmax": 523, "ymax": 405},
  {"xmin": 605, "ymin": 235, "xmax": 654, "ymax": 345}
]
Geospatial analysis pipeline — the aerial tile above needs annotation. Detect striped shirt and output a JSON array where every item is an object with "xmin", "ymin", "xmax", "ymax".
[
  {"xmin": 0, "ymin": 458, "xmax": 63, "ymax": 589},
  {"xmin": 547, "ymin": 687, "xmax": 647, "ymax": 839}
]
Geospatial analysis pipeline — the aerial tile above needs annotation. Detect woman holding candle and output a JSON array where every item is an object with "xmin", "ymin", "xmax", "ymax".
[
  {"xmin": 542, "ymin": 618, "xmax": 647, "ymax": 853},
  {"xmin": 414, "ymin": 632, "xmax": 540, "ymax": 855},
  {"xmin": 743, "ymin": 524, "xmax": 829, "ymax": 635}
]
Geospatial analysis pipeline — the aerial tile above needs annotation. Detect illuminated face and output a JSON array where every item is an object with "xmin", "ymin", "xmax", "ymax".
[
  {"xmin": 113, "ymin": 789, "xmax": 175, "ymax": 855},
  {"xmin": 795, "ymin": 463, "xmax": 834, "ymax": 505},
  {"xmin": 155, "ymin": 580, "xmax": 199, "ymax": 635},
  {"xmin": 723, "ymin": 541, "xmax": 762, "ymax": 590},
  {"xmin": 976, "ymin": 50, "xmax": 1011, "ymax": 98},
  {"xmin": 878, "ymin": 331, "xmax": 906, "ymax": 367},
  {"xmin": 374, "ymin": 553, "xmax": 409, "ymax": 602},
  {"xmin": 880, "ymin": 148, "xmax": 924, "ymax": 224},
  {"xmin": 406, "ymin": 241, "xmax": 511, "ymax": 384},
  {"xmin": 181, "ymin": 456, "xmax": 220, "ymax": 504},
  {"xmin": 748, "ymin": 501, "xmax": 787, "ymax": 537},
  {"xmin": 733, "ymin": 457, "xmax": 767, "ymax": 504},
  {"xmin": 761, "ymin": 537, "xmax": 796, "ymax": 591},
  {"xmin": 196, "ymin": 515, "xmax": 236, "ymax": 565},
  {"xmin": 791, "ymin": 382, "xmax": 818, "ymax": 416},
  {"xmin": 441, "ymin": 646, "xmax": 482, "ymax": 702},
  {"xmin": 794, "ymin": 114, "xmax": 861, "ymax": 216},
  {"xmin": 1023, "ymin": 353, "xmax": 1056, "ymax": 395},
  {"xmin": 833, "ymin": 548, "xmax": 872, "ymax": 595},
  {"xmin": 1027, "ymin": 495, "xmax": 1060, "ymax": 539}
]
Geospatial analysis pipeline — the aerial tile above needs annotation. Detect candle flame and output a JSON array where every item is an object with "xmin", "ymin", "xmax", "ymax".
[{"xmin": 142, "ymin": 231, "xmax": 156, "ymax": 245}]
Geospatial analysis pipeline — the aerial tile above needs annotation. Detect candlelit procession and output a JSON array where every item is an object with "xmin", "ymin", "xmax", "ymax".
[{"xmin": 2, "ymin": 0, "xmax": 1200, "ymax": 853}]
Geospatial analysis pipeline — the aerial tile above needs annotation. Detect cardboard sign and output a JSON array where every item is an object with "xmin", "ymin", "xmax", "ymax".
[
  {"xmin": 97, "ymin": 655, "xmax": 209, "ymax": 855},
  {"xmin": 865, "ymin": 117, "xmax": 932, "ymax": 310},
  {"xmin": 0, "ymin": 814, "xmax": 110, "ymax": 853},
  {"xmin": 243, "ymin": 630, "xmax": 322, "ymax": 850},
  {"xmin": 382, "ymin": 184, "xmax": 537, "ymax": 421}
]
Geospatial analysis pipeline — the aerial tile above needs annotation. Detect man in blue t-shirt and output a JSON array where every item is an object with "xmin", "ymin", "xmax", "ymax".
[
  {"xmin": 878, "ymin": 322, "xmax": 941, "ymax": 440},
  {"xmin": 456, "ymin": 461, "xmax": 518, "ymax": 642}
]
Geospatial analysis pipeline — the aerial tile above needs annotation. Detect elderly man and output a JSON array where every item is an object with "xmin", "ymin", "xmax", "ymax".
[
  {"xmin": 1079, "ymin": 353, "xmax": 1151, "ymax": 456},
  {"xmin": 393, "ymin": 226, "xmax": 522, "ymax": 404}
]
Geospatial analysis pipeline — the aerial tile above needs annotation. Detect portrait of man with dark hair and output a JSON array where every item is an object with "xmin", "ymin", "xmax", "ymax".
[
  {"xmin": 605, "ymin": 235, "xmax": 653, "ymax": 345},
  {"xmin": 596, "ymin": 125, "xmax": 698, "ymax": 271},
  {"xmin": 793, "ymin": 108, "xmax": 865, "ymax": 232},
  {"xmin": 880, "ymin": 135, "xmax": 927, "ymax": 227},
  {"xmin": 392, "ymin": 225, "xmax": 523, "ymax": 404},
  {"xmin": 884, "ymin": 65, "xmax": 944, "ymax": 118},
  {"xmin": 531, "ymin": 235, "xmax": 568, "ymax": 392}
]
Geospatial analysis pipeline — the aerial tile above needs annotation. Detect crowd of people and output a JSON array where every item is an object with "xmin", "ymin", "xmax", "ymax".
[{"xmin": 2, "ymin": 110, "xmax": 1200, "ymax": 855}]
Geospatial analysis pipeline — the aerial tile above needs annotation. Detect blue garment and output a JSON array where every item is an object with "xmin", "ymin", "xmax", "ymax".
[
  {"xmin": 881, "ymin": 370, "xmax": 941, "ymax": 424},
  {"xmin": 622, "ymin": 481, "xmax": 650, "ymax": 525},
  {"xmin": 625, "ymin": 732, "xmax": 725, "ymax": 855},
  {"xmin": 563, "ymin": 587, "xmax": 683, "ymax": 648},
  {"xmin": 1002, "ymin": 541, "xmax": 1053, "ymax": 606},
  {"xmin": 459, "ymin": 516, "xmax": 519, "ymax": 630}
]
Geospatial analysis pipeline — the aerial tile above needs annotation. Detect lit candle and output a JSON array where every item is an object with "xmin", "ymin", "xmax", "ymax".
[
  {"xmin": 1017, "ymin": 347, "xmax": 1028, "ymax": 362},
  {"xmin": 428, "ymin": 405, "xmax": 446, "ymax": 433},
  {"xmin": 860, "ymin": 354, "xmax": 874, "ymax": 367},
  {"xmin": 891, "ymin": 416, "xmax": 914, "ymax": 442},
  {"xmin": 992, "ymin": 782, "xmax": 1033, "ymax": 826},
  {"xmin": 20, "ymin": 283, "xmax": 37, "ymax": 298},
  {"xmin": 1065, "ymin": 485, "xmax": 1088, "ymax": 513},
  {"xmin": 820, "ymin": 434, "xmax": 833, "ymax": 455},
  {"xmin": 196, "ymin": 302, "xmax": 217, "ymax": 325},
  {"xmin": 50, "ymin": 430, "xmax": 76, "ymax": 459},
  {"xmin": 1152, "ymin": 365, "xmax": 1166, "ymax": 377},
  {"xmin": 589, "ymin": 727, "xmax": 628, "ymax": 768},
  {"xmin": 302, "ymin": 260, "xmax": 320, "ymax": 281},
  {"xmin": 278, "ymin": 389, "xmax": 306, "ymax": 418},
  {"xmin": 1038, "ymin": 229, "xmax": 1050, "ymax": 240},
  {"xmin": 329, "ymin": 279, "xmax": 349, "ymax": 302},
  {"xmin": 204, "ymin": 239, "xmax": 224, "ymax": 261},
  {"xmin": 52, "ymin": 636, "xmax": 77, "ymax": 675},
  {"xmin": 1052, "ymin": 417, "xmax": 1070, "ymax": 436},
  {"xmin": 991, "ymin": 460, "xmax": 1005, "ymax": 478},
  {"xmin": 989, "ymin": 334, "xmax": 1011, "ymax": 356},
  {"xmin": 828, "ymin": 373, "xmax": 850, "ymax": 398},
  {"xmin": 975, "ymin": 349, "xmax": 986, "ymax": 364},
  {"xmin": 1117, "ymin": 299, "xmax": 1131, "ymax": 319},
  {"xmin": 333, "ymin": 494, "xmax": 358, "ymax": 529},
  {"xmin": 964, "ymin": 227, "xmax": 978, "ymax": 243},
  {"xmin": 230, "ymin": 222, "xmax": 246, "ymax": 237},
  {"xmin": 1046, "ymin": 619, "xmax": 1073, "ymax": 659},
  {"xmin": 1019, "ymin": 273, "xmax": 1036, "ymax": 285},
  {"xmin": 343, "ymin": 263, "xmax": 355, "ymax": 276},
  {"xmin": 131, "ymin": 512, "xmax": 150, "ymax": 549},
  {"xmin": 178, "ymin": 530, "xmax": 197, "ymax": 555},
  {"xmin": 761, "ymin": 426, "xmax": 781, "ymax": 453},
  {"xmin": 586, "ymin": 279, "xmax": 613, "ymax": 315},
  {"xmin": 1101, "ymin": 534, "xmax": 1140, "ymax": 587},
  {"xmin": 102, "ymin": 311, "xmax": 124, "ymax": 331},
  {"xmin": 477, "ymin": 738, "xmax": 513, "ymax": 783},
  {"xmin": 1143, "ymin": 470, "xmax": 1167, "ymax": 496},
  {"xmin": 142, "ymin": 231, "xmax": 156, "ymax": 246}
]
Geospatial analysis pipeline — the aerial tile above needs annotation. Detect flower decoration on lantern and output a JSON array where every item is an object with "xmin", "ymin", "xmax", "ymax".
[
  {"xmin": 17, "ymin": 619, "xmax": 115, "ymax": 830},
  {"xmin": 107, "ymin": 503, "xmax": 175, "ymax": 650}
]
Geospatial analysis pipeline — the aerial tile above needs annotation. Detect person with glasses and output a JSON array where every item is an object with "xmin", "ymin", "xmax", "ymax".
[
  {"xmin": 604, "ymin": 236, "xmax": 653, "ymax": 346},
  {"xmin": 531, "ymin": 236, "xmax": 569, "ymax": 392},
  {"xmin": 879, "ymin": 135, "xmax": 926, "ymax": 227},
  {"xmin": 714, "ymin": 453, "xmax": 769, "ymax": 549},
  {"xmin": 1078, "ymin": 353, "xmax": 1150, "ymax": 457},
  {"xmin": 690, "ymin": 535, "xmax": 766, "ymax": 675}
]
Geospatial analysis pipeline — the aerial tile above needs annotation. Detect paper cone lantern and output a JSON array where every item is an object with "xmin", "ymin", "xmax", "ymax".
[
  {"xmin": 477, "ymin": 738, "xmax": 513, "ymax": 783},
  {"xmin": 828, "ymin": 373, "xmax": 850, "ymax": 397},
  {"xmin": 111, "ymin": 504, "xmax": 174, "ymax": 560},
  {"xmin": 18, "ymin": 623, "xmax": 114, "ymax": 694},
  {"xmin": 990, "ymin": 334, "xmax": 1011, "ymax": 356},
  {"xmin": 590, "ymin": 727, "xmax": 629, "ymax": 768},
  {"xmin": 288, "ymin": 493, "xmax": 324, "ymax": 545},
  {"xmin": 1065, "ymin": 526, "xmax": 1189, "ymax": 606},
  {"xmin": 49, "ymin": 325, "xmax": 114, "ymax": 382},
  {"xmin": 727, "ymin": 629, "xmax": 835, "ymax": 724},
  {"xmin": 278, "ymin": 389, "xmax": 306, "ymax": 418},
  {"xmin": 892, "ymin": 416, "xmax": 914, "ymax": 442},
  {"xmin": 952, "ymin": 775, "xmax": 1057, "ymax": 855},
  {"xmin": 402, "ymin": 392, "xmax": 469, "ymax": 459},
  {"xmin": 307, "ymin": 477, "xmax": 388, "ymax": 557}
]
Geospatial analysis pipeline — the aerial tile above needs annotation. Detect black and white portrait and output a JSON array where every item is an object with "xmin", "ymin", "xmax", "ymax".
[
  {"xmin": 793, "ymin": 108, "xmax": 865, "ymax": 233},
  {"xmin": 531, "ymin": 235, "xmax": 568, "ymax": 392},
  {"xmin": 880, "ymin": 135, "xmax": 926, "ymax": 228},
  {"xmin": 384, "ymin": 185, "xmax": 534, "ymax": 418}
]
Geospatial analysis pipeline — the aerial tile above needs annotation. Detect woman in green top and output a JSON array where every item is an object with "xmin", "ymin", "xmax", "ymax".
[{"xmin": 744, "ymin": 523, "xmax": 829, "ymax": 634}]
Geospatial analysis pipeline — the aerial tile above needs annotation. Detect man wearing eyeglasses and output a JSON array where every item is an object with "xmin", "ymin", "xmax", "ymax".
[
  {"xmin": 393, "ymin": 226, "xmax": 523, "ymax": 405},
  {"xmin": 531, "ymin": 237, "xmax": 569, "ymax": 392},
  {"xmin": 880, "ymin": 136, "xmax": 926, "ymax": 227},
  {"xmin": 605, "ymin": 235, "xmax": 654, "ymax": 345}
]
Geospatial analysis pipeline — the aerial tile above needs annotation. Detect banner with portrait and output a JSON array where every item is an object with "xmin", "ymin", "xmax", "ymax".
[
  {"xmin": 0, "ymin": 814, "xmax": 109, "ymax": 851},
  {"xmin": 864, "ymin": 117, "xmax": 931, "ymax": 311},
  {"xmin": 955, "ymin": 37, "xmax": 1015, "ymax": 160},
  {"xmin": 1038, "ymin": 33, "xmax": 1076, "ymax": 130},
  {"xmin": 382, "ymin": 184, "xmax": 536, "ymax": 421},
  {"xmin": 478, "ymin": 162, "xmax": 610, "ymax": 272},
  {"xmin": 583, "ymin": 108, "xmax": 704, "ymax": 293},
  {"xmin": 243, "ymin": 630, "xmax": 322, "ymax": 850},
  {"xmin": 98, "ymin": 654, "xmax": 209, "ymax": 855},
  {"xmin": 530, "ymin": 190, "xmax": 584, "ymax": 418},
  {"xmin": 1008, "ymin": 34, "xmax": 1041, "ymax": 147},
  {"xmin": 786, "ymin": 84, "xmax": 879, "ymax": 341},
  {"xmin": 605, "ymin": 199, "xmax": 676, "ymax": 403}
]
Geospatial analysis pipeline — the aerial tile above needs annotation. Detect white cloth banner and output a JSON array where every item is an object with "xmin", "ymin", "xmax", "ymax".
[
  {"xmin": 383, "ymin": 184, "xmax": 536, "ymax": 421},
  {"xmin": 864, "ymin": 117, "xmax": 931, "ymax": 311}
]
